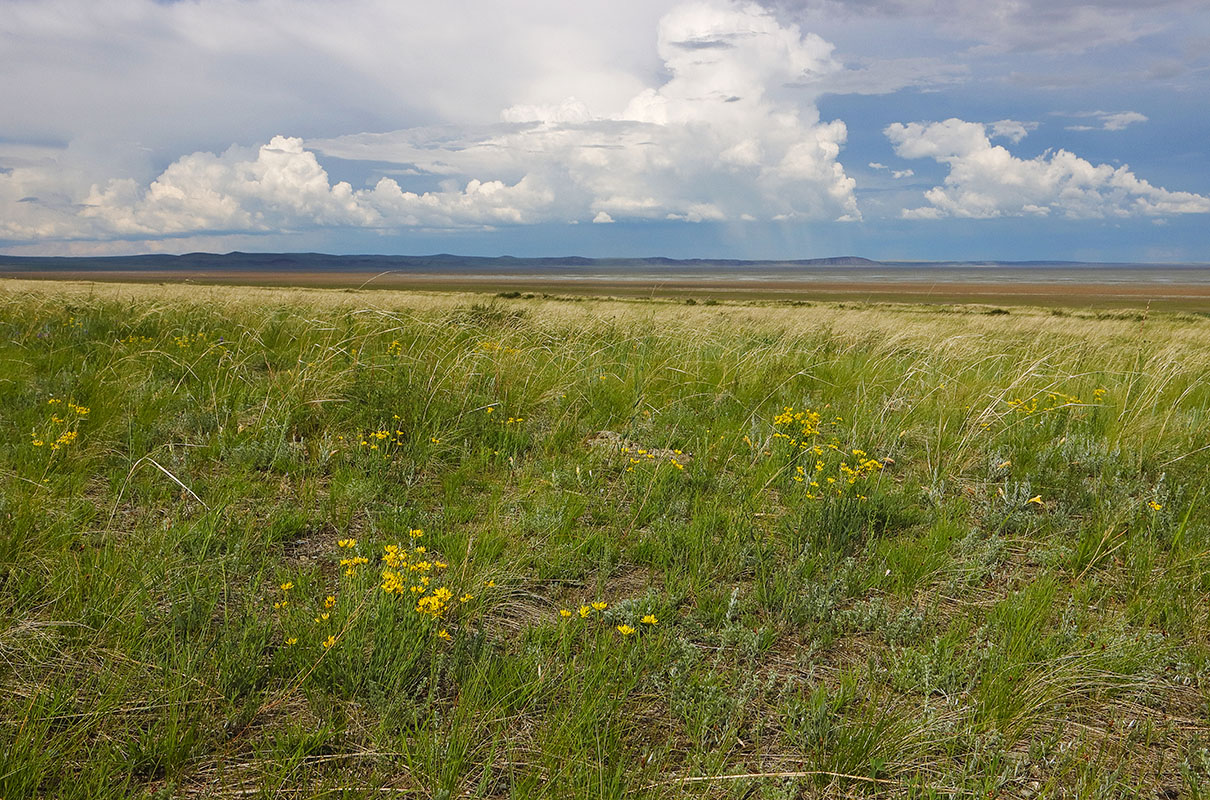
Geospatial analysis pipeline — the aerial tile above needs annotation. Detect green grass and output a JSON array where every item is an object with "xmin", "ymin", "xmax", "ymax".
[{"xmin": 2, "ymin": 280, "xmax": 1210, "ymax": 798}]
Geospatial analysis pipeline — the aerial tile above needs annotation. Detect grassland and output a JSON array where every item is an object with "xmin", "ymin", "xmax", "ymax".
[{"xmin": 2, "ymin": 279, "xmax": 1209, "ymax": 799}]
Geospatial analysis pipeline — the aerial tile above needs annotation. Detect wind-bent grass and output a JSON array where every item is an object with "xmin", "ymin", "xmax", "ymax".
[{"xmin": 2, "ymin": 279, "xmax": 1209, "ymax": 798}]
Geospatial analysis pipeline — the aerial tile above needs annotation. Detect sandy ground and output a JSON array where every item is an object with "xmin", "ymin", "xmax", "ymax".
[{"xmin": 4, "ymin": 269, "xmax": 1210, "ymax": 310}]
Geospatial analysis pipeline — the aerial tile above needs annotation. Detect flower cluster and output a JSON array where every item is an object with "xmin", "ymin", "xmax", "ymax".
[
  {"xmin": 172, "ymin": 331, "xmax": 210, "ymax": 348},
  {"xmin": 378, "ymin": 530, "xmax": 471, "ymax": 633},
  {"xmin": 770, "ymin": 406, "xmax": 887, "ymax": 501},
  {"xmin": 559, "ymin": 601, "xmax": 660, "ymax": 637},
  {"xmin": 359, "ymin": 428, "xmax": 403, "ymax": 450},
  {"xmin": 31, "ymin": 397, "xmax": 89, "ymax": 451},
  {"xmin": 272, "ymin": 529, "xmax": 472, "ymax": 652},
  {"xmin": 1005, "ymin": 389, "xmax": 1104, "ymax": 416},
  {"xmin": 336, "ymin": 538, "xmax": 369, "ymax": 575},
  {"xmin": 773, "ymin": 406, "xmax": 822, "ymax": 440},
  {"xmin": 619, "ymin": 445, "xmax": 687, "ymax": 474},
  {"xmin": 478, "ymin": 340, "xmax": 521, "ymax": 355}
]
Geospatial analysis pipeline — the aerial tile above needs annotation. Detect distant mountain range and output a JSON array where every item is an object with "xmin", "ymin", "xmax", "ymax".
[
  {"xmin": 0, "ymin": 252, "xmax": 884, "ymax": 272},
  {"xmin": 1, "ymin": 252, "xmax": 1202, "ymax": 272}
]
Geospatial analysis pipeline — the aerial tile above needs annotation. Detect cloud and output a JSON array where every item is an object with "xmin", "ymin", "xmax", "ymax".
[
  {"xmin": 0, "ymin": 136, "xmax": 561, "ymax": 241},
  {"xmin": 886, "ymin": 117, "xmax": 1210, "ymax": 219},
  {"xmin": 1059, "ymin": 110, "xmax": 1149, "ymax": 131},
  {"xmin": 892, "ymin": 169, "xmax": 914, "ymax": 179},
  {"xmin": 988, "ymin": 119, "xmax": 1037, "ymax": 143},
  {"xmin": 76, "ymin": 136, "xmax": 561, "ymax": 236},
  {"xmin": 314, "ymin": 1, "xmax": 860, "ymax": 226},
  {"xmin": 2, "ymin": 1, "xmax": 861, "ymax": 244},
  {"xmin": 766, "ymin": 0, "xmax": 1197, "ymax": 53},
  {"xmin": 0, "ymin": 0, "xmax": 674, "ymax": 152},
  {"xmin": 791, "ymin": 57, "xmax": 967, "ymax": 95}
]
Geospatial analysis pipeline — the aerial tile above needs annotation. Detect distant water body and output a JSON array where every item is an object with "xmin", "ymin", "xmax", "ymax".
[{"xmin": 441, "ymin": 264, "xmax": 1210, "ymax": 286}]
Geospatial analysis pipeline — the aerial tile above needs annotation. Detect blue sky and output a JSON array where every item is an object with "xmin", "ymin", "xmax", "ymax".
[{"xmin": 1, "ymin": 0, "xmax": 1207, "ymax": 261}]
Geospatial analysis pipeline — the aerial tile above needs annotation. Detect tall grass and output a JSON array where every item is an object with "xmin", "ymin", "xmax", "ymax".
[{"xmin": 2, "ymin": 280, "xmax": 1209, "ymax": 798}]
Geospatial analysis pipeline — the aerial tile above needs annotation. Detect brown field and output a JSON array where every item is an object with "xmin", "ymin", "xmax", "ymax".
[{"xmin": 5, "ymin": 268, "xmax": 1210, "ymax": 310}]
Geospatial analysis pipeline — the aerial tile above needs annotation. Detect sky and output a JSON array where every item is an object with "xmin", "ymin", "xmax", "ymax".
[{"xmin": 1, "ymin": 0, "xmax": 1208, "ymax": 262}]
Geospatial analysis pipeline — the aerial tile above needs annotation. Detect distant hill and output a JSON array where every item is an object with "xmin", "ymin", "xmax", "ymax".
[
  {"xmin": 0, "ymin": 252, "xmax": 883, "ymax": 272},
  {"xmin": 3, "ymin": 253, "xmax": 1207, "ymax": 276}
]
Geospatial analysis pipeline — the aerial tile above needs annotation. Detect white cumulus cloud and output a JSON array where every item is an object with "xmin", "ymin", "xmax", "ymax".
[
  {"xmin": 313, "ymin": 0, "xmax": 861, "ymax": 226},
  {"xmin": 988, "ymin": 119, "xmax": 1037, "ymax": 143},
  {"xmin": 886, "ymin": 117, "xmax": 1210, "ymax": 219},
  {"xmin": 0, "ymin": 0, "xmax": 861, "ymax": 245}
]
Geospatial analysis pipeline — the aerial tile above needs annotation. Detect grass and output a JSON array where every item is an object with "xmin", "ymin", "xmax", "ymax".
[{"xmin": 1, "ymin": 279, "xmax": 1209, "ymax": 798}]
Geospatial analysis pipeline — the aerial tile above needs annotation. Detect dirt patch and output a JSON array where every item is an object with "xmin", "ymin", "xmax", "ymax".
[{"xmin": 586, "ymin": 430, "xmax": 693, "ymax": 462}]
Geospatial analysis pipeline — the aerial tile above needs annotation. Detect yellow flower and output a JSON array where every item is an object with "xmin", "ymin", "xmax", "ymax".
[
  {"xmin": 1027, "ymin": 495, "xmax": 1044, "ymax": 505},
  {"xmin": 559, "ymin": 609, "xmax": 572, "ymax": 618},
  {"xmin": 337, "ymin": 538, "xmax": 357, "ymax": 548},
  {"xmin": 322, "ymin": 635, "xmax": 336, "ymax": 648},
  {"xmin": 325, "ymin": 595, "xmax": 336, "ymax": 608},
  {"xmin": 273, "ymin": 600, "xmax": 288, "ymax": 609},
  {"xmin": 578, "ymin": 605, "xmax": 591, "ymax": 618},
  {"xmin": 1148, "ymin": 501, "xmax": 1163, "ymax": 511},
  {"xmin": 641, "ymin": 614, "xmax": 658, "ymax": 625},
  {"xmin": 280, "ymin": 582, "xmax": 293, "ymax": 591},
  {"xmin": 285, "ymin": 637, "xmax": 298, "ymax": 646},
  {"xmin": 485, "ymin": 579, "xmax": 495, "ymax": 587},
  {"xmin": 591, "ymin": 601, "xmax": 608, "ymax": 611},
  {"xmin": 616, "ymin": 624, "xmax": 636, "ymax": 636},
  {"xmin": 459, "ymin": 593, "xmax": 474, "ymax": 603},
  {"xmin": 438, "ymin": 629, "xmax": 452, "ymax": 641}
]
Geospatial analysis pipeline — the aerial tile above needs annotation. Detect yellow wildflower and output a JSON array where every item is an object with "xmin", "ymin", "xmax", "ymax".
[
  {"xmin": 641, "ymin": 614, "xmax": 658, "ymax": 625},
  {"xmin": 559, "ymin": 609, "xmax": 572, "ymax": 618},
  {"xmin": 322, "ymin": 635, "xmax": 336, "ymax": 649},
  {"xmin": 616, "ymin": 624, "xmax": 636, "ymax": 636}
]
